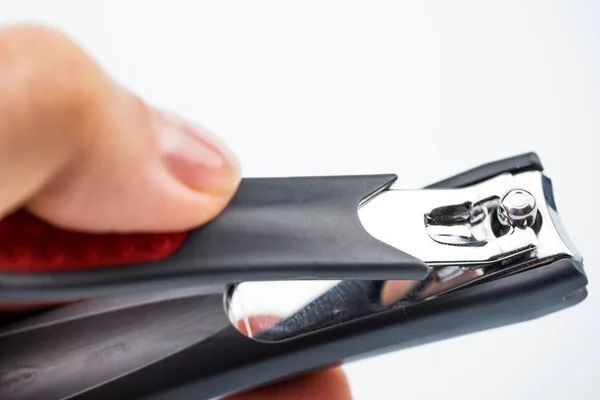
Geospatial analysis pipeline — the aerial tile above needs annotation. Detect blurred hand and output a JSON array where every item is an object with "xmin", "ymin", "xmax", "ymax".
[{"xmin": 0, "ymin": 24, "xmax": 351, "ymax": 399}]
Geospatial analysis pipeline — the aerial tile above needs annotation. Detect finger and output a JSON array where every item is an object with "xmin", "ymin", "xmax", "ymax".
[
  {"xmin": 227, "ymin": 316, "xmax": 352, "ymax": 400},
  {"xmin": 225, "ymin": 367, "xmax": 352, "ymax": 400},
  {"xmin": 380, "ymin": 280, "xmax": 418, "ymax": 305},
  {"xmin": 0, "ymin": 24, "xmax": 240, "ymax": 233}
]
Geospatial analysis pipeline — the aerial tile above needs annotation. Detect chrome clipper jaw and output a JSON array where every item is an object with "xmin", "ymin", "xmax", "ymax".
[{"xmin": 359, "ymin": 170, "xmax": 581, "ymax": 301}]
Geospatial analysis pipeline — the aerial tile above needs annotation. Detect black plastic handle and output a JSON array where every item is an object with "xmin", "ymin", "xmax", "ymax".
[{"xmin": 0, "ymin": 175, "xmax": 428, "ymax": 301}]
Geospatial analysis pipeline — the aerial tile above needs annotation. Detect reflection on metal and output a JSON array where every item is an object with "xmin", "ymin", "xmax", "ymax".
[
  {"xmin": 498, "ymin": 189, "xmax": 538, "ymax": 228},
  {"xmin": 227, "ymin": 171, "xmax": 580, "ymax": 341}
]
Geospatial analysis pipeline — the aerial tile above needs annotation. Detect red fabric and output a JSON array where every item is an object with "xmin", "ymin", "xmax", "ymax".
[{"xmin": 0, "ymin": 210, "xmax": 187, "ymax": 272}]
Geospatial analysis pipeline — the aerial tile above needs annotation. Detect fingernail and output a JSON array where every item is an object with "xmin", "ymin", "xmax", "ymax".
[{"xmin": 153, "ymin": 109, "xmax": 240, "ymax": 194}]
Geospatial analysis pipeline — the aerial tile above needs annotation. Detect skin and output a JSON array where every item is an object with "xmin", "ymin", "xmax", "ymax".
[
  {"xmin": 228, "ymin": 317, "xmax": 352, "ymax": 400},
  {"xmin": 0, "ymin": 24, "xmax": 351, "ymax": 399}
]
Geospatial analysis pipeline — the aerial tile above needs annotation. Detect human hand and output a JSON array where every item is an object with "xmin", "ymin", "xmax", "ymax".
[{"xmin": 0, "ymin": 24, "xmax": 351, "ymax": 399}]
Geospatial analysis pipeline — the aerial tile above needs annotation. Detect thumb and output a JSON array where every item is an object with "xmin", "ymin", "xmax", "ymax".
[{"xmin": 0, "ymin": 25, "xmax": 240, "ymax": 233}]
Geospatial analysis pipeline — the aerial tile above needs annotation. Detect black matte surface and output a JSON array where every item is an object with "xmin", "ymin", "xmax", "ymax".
[
  {"xmin": 427, "ymin": 152, "xmax": 543, "ymax": 189},
  {"xmin": 0, "ymin": 287, "xmax": 230, "ymax": 400}
]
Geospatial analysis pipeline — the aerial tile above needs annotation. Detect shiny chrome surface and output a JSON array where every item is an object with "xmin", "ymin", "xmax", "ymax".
[
  {"xmin": 499, "ymin": 189, "xmax": 537, "ymax": 228},
  {"xmin": 358, "ymin": 171, "xmax": 576, "ymax": 268},
  {"xmin": 228, "ymin": 171, "xmax": 581, "ymax": 340}
]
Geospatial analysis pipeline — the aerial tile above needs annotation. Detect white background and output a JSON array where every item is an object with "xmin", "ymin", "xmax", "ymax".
[{"xmin": 1, "ymin": 1, "xmax": 599, "ymax": 399}]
